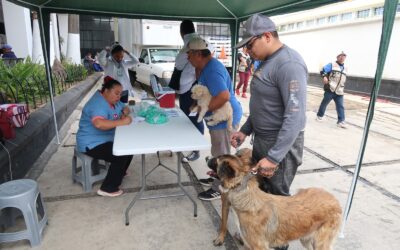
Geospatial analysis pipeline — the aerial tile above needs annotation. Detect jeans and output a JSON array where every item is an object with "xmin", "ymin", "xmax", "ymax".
[
  {"xmin": 209, "ymin": 126, "xmax": 238, "ymax": 193},
  {"xmin": 317, "ymin": 90, "xmax": 345, "ymax": 123},
  {"xmin": 236, "ymin": 71, "xmax": 251, "ymax": 93},
  {"xmin": 252, "ymin": 131, "xmax": 304, "ymax": 196},
  {"xmin": 179, "ymin": 90, "xmax": 204, "ymax": 134},
  {"xmin": 85, "ymin": 142, "xmax": 133, "ymax": 192}
]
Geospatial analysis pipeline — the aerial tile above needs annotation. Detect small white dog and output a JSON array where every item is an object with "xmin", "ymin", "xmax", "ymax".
[{"xmin": 191, "ymin": 85, "xmax": 233, "ymax": 131}]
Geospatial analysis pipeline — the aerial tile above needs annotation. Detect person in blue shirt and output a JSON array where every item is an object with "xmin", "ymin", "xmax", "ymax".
[
  {"xmin": 1, "ymin": 44, "xmax": 17, "ymax": 59},
  {"xmin": 317, "ymin": 52, "xmax": 348, "ymax": 128},
  {"xmin": 76, "ymin": 76, "xmax": 133, "ymax": 197},
  {"xmin": 186, "ymin": 36, "xmax": 243, "ymax": 201}
]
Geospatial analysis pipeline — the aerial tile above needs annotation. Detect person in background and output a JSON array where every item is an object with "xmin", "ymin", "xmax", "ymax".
[
  {"xmin": 187, "ymin": 36, "xmax": 243, "ymax": 201},
  {"xmin": 98, "ymin": 42, "xmax": 139, "ymax": 103},
  {"xmin": 93, "ymin": 52, "xmax": 104, "ymax": 72},
  {"xmin": 1, "ymin": 44, "xmax": 17, "ymax": 59},
  {"xmin": 252, "ymin": 59, "xmax": 262, "ymax": 71},
  {"xmin": 231, "ymin": 14, "xmax": 308, "ymax": 250},
  {"xmin": 76, "ymin": 76, "xmax": 133, "ymax": 197},
  {"xmin": 83, "ymin": 52, "xmax": 95, "ymax": 70},
  {"xmin": 235, "ymin": 47, "xmax": 252, "ymax": 98},
  {"xmin": 174, "ymin": 20, "xmax": 204, "ymax": 163},
  {"xmin": 316, "ymin": 52, "xmax": 348, "ymax": 128}
]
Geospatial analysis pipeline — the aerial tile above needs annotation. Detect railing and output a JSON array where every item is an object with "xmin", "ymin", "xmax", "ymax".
[{"xmin": 0, "ymin": 58, "xmax": 88, "ymax": 111}]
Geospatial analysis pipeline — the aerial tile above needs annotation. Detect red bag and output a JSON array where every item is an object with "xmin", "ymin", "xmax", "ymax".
[
  {"xmin": 0, "ymin": 111, "xmax": 15, "ymax": 139},
  {"xmin": 0, "ymin": 104, "xmax": 30, "ymax": 128}
]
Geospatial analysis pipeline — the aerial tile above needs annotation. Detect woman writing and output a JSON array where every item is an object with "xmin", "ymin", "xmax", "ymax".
[{"xmin": 76, "ymin": 76, "xmax": 133, "ymax": 197}]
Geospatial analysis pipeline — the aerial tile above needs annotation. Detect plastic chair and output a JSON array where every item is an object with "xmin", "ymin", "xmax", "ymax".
[
  {"xmin": 72, "ymin": 147, "xmax": 108, "ymax": 192},
  {"xmin": 0, "ymin": 179, "xmax": 48, "ymax": 247}
]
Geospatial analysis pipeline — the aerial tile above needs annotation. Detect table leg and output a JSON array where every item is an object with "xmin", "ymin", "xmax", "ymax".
[
  {"xmin": 177, "ymin": 152, "xmax": 197, "ymax": 217},
  {"xmin": 125, "ymin": 154, "xmax": 146, "ymax": 226}
]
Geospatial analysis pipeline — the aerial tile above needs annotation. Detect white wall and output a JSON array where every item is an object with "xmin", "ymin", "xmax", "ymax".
[
  {"xmin": 141, "ymin": 20, "xmax": 182, "ymax": 47},
  {"xmin": 57, "ymin": 14, "xmax": 69, "ymax": 57},
  {"xmin": 118, "ymin": 18, "xmax": 133, "ymax": 52},
  {"xmin": 274, "ymin": 1, "xmax": 400, "ymax": 80},
  {"xmin": 2, "ymin": 0, "xmax": 32, "ymax": 58}
]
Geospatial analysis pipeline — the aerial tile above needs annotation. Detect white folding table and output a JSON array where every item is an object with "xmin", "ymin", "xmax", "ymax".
[{"xmin": 113, "ymin": 108, "xmax": 210, "ymax": 225}]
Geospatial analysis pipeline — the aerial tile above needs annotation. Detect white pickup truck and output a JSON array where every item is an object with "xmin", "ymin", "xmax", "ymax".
[{"xmin": 131, "ymin": 46, "xmax": 180, "ymax": 87}]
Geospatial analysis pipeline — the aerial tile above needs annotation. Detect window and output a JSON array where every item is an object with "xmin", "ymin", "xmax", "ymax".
[
  {"xmin": 306, "ymin": 19, "xmax": 314, "ymax": 27},
  {"xmin": 397, "ymin": 3, "xmax": 400, "ymax": 12},
  {"xmin": 316, "ymin": 17, "xmax": 326, "ymax": 25},
  {"xmin": 140, "ymin": 50, "xmax": 149, "ymax": 64},
  {"xmin": 357, "ymin": 9, "xmax": 370, "ymax": 19},
  {"xmin": 374, "ymin": 7, "xmax": 384, "ymax": 16},
  {"xmin": 149, "ymin": 49, "xmax": 179, "ymax": 63},
  {"xmin": 328, "ymin": 15, "xmax": 338, "ymax": 23},
  {"xmin": 280, "ymin": 25, "xmax": 287, "ymax": 32},
  {"xmin": 79, "ymin": 15, "xmax": 114, "ymax": 57},
  {"xmin": 197, "ymin": 22, "xmax": 231, "ymax": 39},
  {"xmin": 341, "ymin": 12, "xmax": 352, "ymax": 21},
  {"xmin": 296, "ymin": 22, "xmax": 304, "ymax": 29},
  {"xmin": 287, "ymin": 23, "xmax": 295, "ymax": 31}
]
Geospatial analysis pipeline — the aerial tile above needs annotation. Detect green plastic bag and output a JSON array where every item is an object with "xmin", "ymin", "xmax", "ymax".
[{"xmin": 138, "ymin": 104, "xmax": 168, "ymax": 124}]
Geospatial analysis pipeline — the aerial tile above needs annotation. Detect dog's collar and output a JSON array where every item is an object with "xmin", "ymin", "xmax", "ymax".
[{"xmin": 233, "ymin": 171, "xmax": 256, "ymax": 192}]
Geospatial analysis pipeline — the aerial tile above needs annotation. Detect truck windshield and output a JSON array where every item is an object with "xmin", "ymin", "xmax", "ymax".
[{"xmin": 149, "ymin": 49, "xmax": 179, "ymax": 63}]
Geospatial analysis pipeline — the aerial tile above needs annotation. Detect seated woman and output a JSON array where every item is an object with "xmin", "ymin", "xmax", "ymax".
[{"xmin": 76, "ymin": 76, "xmax": 133, "ymax": 197}]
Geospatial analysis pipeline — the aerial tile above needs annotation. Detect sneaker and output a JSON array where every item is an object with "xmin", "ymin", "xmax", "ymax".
[
  {"xmin": 199, "ymin": 177, "xmax": 215, "ymax": 187},
  {"xmin": 316, "ymin": 116, "xmax": 323, "ymax": 121},
  {"xmin": 97, "ymin": 189, "xmax": 123, "ymax": 197},
  {"xmin": 337, "ymin": 121, "xmax": 347, "ymax": 128},
  {"xmin": 182, "ymin": 151, "xmax": 200, "ymax": 163},
  {"xmin": 235, "ymin": 89, "xmax": 240, "ymax": 96},
  {"xmin": 241, "ymin": 93, "xmax": 247, "ymax": 98},
  {"xmin": 198, "ymin": 188, "xmax": 221, "ymax": 201}
]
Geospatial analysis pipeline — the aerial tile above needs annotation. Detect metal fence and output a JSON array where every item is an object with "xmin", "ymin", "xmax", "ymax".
[{"xmin": 0, "ymin": 58, "xmax": 88, "ymax": 111}]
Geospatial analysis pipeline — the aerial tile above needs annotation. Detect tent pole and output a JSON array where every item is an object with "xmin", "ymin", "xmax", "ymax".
[
  {"xmin": 38, "ymin": 8, "xmax": 60, "ymax": 144},
  {"xmin": 339, "ymin": 0, "xmax": 397, "ymax": 237},
  {"xmin": 230, "ymin": 19, "xmax": 239, "ymax": 86}
]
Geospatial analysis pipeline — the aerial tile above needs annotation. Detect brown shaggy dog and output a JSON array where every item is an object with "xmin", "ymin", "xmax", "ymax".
[{"xmin": 211, "ymin": 150, "xmax": 342, "ymax": 250}]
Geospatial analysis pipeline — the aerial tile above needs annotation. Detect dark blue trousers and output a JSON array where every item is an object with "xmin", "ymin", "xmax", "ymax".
[{"xmin": 179, "ymin": 90, "xmax": 204, "ymax": 134}]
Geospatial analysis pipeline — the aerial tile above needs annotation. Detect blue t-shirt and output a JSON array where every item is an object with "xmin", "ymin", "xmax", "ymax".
[
  {"xmin": 198, "ymin": 58, "xmax": 242, "ymax": 130},
  {"xmin": 76, "ymin": 91, "xmax": 125, "ymax": 152}
]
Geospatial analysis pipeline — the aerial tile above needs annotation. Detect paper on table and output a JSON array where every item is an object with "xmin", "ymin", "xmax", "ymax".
[
  {"xmin": 164, "ymin": 109, "xmax": 182, "ymax": 118},
  {"xmin": 133, "ymin": 116, "xmax": 145, "ymax": 124}
]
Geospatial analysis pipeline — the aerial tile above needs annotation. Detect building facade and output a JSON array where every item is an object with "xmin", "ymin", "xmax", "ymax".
[{"xmin": 272, "ymin": 0, "xmax": 400, "ymax": 80}]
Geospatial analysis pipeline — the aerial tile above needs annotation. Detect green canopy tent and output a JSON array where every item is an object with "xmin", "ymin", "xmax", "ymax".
[
  {"xmin": 8, "ymin": 0, "xmax": 398, "ymax": 235},
  {"xmin": 8, "ymin": 0, "xmax": 344, "ymax": 144}
]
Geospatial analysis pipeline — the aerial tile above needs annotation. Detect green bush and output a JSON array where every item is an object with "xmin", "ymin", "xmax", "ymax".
[{"xmin": 0, "ymin": 58, "xmax": 88, "ymax": 110}]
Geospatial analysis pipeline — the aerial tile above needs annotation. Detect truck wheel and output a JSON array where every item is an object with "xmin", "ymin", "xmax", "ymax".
[{"xmin": 130, "ymin": 70, "xmax": 137, "ymax": 87}]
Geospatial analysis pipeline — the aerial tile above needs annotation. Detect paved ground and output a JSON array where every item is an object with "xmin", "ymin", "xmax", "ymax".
[{"xmin": 1, "ymin": 80, "xmax": 400, "ymax": 250}]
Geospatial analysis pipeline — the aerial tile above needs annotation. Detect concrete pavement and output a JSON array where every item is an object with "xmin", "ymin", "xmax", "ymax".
[{"xmin": 1, "ymin": 81, "xmax": 399, "ymax": 250}]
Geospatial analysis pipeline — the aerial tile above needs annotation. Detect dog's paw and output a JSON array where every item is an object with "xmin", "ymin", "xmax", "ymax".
[{"xmin": 213, "ymin": 235, "xmax": 225, "ymax": 246}]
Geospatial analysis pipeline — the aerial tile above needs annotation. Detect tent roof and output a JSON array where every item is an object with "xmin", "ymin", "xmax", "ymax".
[{"xmin": 10, "ymin": 0, "xmax": 342, "ymax": 22}]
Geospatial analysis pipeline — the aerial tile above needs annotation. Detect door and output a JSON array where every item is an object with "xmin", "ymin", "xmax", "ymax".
[{"xmin": 136, "ymin": 49, "xmax": 152, "ymax": 85}]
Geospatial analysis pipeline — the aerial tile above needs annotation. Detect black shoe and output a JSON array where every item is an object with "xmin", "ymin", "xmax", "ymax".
[
  {"xmin": 199, "ymin": 177, "xmax": 215, "ymax": 187},
  {"xmin": 182, "ymin": 151, "xmax": 200, "ymax": 163},
  {"xmin": 198, "ymin": 188, "xmax": 221, "ymax": 201}
]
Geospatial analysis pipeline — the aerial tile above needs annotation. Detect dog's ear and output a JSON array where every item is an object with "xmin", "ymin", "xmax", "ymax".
[
  {"xmin": 236, "ymin": 148, "xmax": 256, "ymax": 167},
  {"xmin": 191, "ymin": 85, "xmax": 199, "ymax": 93},
  {"xmin": 218, "ymin": 160, "xmax": 236, "ymax": 179}
]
